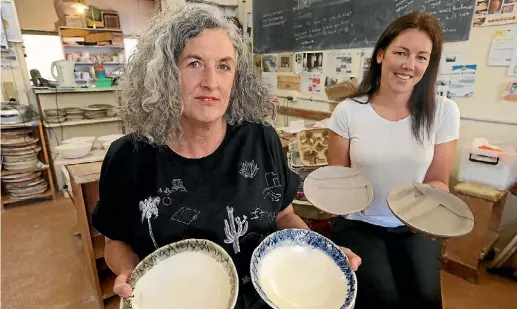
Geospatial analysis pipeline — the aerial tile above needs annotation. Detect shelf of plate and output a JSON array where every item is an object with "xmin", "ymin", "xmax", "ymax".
[
  {"xmin": 1, "ymin": 189, "xmax": 54, "ymax": 206},
  {"xmin": 75, "ymin": 62, "xmax": 123, "ymax": 65},
  {"xmin": 0, "ymin": 120, "xmax": 40, "ymax": 129},
  {"xmin": 63, "ymin": 45, "xmax": 124, "ymax": 49},
  {"xmin": 59, "ymin": 26, "xmax": 123, "ymax": 32}
]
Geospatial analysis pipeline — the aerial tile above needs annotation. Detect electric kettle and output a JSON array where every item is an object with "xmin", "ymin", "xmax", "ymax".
[{"xmin": 51, "ymin": 60, "xmax": 76, "ymax": 87}]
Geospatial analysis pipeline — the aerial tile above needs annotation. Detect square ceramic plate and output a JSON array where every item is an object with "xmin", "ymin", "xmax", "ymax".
[
  {"xmin": 120, "ymin": 239, "xmax": 239, "ymax": 309},
  {"xmin": 251, "ymin": 229, "xmax": 357, "ymax": 309},
  {"xmin": 387, "ymin": 183, "xmax": 474, "ymax": 237},
  {"xmin": 304, "ymin": 166, "xmax": 373, "ymax": 215}
]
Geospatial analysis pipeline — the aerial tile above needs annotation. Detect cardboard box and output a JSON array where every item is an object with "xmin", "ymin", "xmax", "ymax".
[
  {"xmin": 325, "ymin": 78, "xmax": 358, "ymax": 102},
  {"xmin": 277, "ymin": 75, "xmax": 300, "ymax": 91}
]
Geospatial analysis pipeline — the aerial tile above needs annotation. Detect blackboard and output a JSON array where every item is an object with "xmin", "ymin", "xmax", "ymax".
[{"xmin": 253, "ymin": 0, "xmax": 476, "ymax": 54}]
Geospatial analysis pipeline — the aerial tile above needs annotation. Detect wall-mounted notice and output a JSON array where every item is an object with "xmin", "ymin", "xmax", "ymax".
[
  {"xmin": 302, "ymin": 52, "xmax": 324, "ymax": 73},
  {"xmin": 474, "ymin": 0, "xmax": 517, "ymax": 27},
  {"xmin": 253, "ymin": 0, "xmax": 476, "ymax": 53},
  {"xmin": 359, "ymin": 48, "xmax": 374, "ymax": 83},
  {"xmin": 262, "ymin": 74, "xmax": 277, "ymax": 91},
  {"xmin": 449, "ymin": 64, "xmax": 477, "ymax": 97},
  {"xmin": 253, "ymin": 54, "xmax": 262, "ymax": 73},
  {"xmin": 508, "ymin": 45, "xmax": 517, "ymax": 76},
  {"xmin": 262, "ymin": 54, "xmax": 278, "ymax": 72},
  {"xmin": 326, "ymin": 50, "xmax": 359, "ymax": 78},
  {"xmin": 503, "ymin": 80, "xmax": 517, "ymax": 101},
  {"xmin": 487, "ymin": 29, "xmax": 516, "ymax": 66},
  {"xmin": 278, "ymin": 53, "xmax": 294, "ymax": 72},
  {"xmin": 301, "ymin": 72, "xmax": 322, "ymax": 94},
  {"xmin": 1, "ymin": 1, "xmax": 22, "ymax": 42}
]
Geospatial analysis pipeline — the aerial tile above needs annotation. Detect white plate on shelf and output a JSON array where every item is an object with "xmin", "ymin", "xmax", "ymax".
[
  {"xmin": 304, "ymin": 166, "xmax": 373, "ymax": 215},
  {"xmin": 387, "ymin": 183, "xmax": 474, "ymax": 237},
  {"xmin": 120, "ymin": 239, "xmax": 238, "ymax": 309},
  {"xmin": 251, "ymin": 229, "xmax": 357, "ymax": 309}
]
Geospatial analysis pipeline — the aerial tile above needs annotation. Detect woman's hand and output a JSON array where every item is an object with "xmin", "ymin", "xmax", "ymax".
[
  {"xmin": 113, "ymin": 268, "xmax": 134, "ymax": 298},
  {"xmin": 340, "ymin": 247, "xmax": 361, "ymax": 271}
]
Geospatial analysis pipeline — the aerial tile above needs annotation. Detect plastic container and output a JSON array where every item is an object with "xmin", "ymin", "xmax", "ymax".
[
  {"xmin": 95, "ymin": 77, "xmax": 112, "ymax": 88},
  {"xmin": 458, "ymin": 138, "xmax": 517, "ymax": 190}
]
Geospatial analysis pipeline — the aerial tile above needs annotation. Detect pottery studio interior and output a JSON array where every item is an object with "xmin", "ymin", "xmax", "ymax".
[{"xmin": 1, "ymin": 0, "xmax": 517, "ymax": 309}]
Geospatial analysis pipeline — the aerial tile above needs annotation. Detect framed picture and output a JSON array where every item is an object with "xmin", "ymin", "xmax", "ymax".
[{"xmin": 101, "ymin": 11, "xmax": 121, "ymax": 29}]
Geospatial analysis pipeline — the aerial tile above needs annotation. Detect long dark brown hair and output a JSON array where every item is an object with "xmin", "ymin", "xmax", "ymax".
[{"xmin": 350, "ymin": 11, "xmax": 443, "ymax": 143}]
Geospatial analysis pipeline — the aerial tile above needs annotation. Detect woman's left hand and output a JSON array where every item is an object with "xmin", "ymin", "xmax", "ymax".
[{"xmin": 340, "ymin": 247, "xmax": 361, "ymax": 271}]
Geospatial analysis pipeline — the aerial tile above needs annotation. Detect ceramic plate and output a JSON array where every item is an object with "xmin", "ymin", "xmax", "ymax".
[
  {"xmin": 251, "ymin": 229, "xmax": 357, "ymax": 309},
  {"xmin": 120, "ymin": 239, "xmax": 238, "ymax": 309},
  {"xmin": 304, "ymin": 166, "xmax": 373, "ymax": 215},
  {"xmin": 387, "ymin": 183, "xmax": 474, "ymax": 237}
]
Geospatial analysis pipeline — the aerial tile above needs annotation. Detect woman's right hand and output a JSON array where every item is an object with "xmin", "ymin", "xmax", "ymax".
[{"xmin": 113, "ymin": 269, "xmax": 133, "ymax": 298}]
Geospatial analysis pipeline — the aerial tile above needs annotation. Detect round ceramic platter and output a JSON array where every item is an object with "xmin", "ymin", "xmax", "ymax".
[
  {"xmin": 86, "ymin": 104, "xmax": 112, "ymax": 111},
  {"xmin": 304, "ymin": 166, "xmax": 373, "ymax": 215},
  {"xmin": 2, "ymin": 172, "xmax": 42, "ymax": 183},
  {"xmin": 5, "ymin": 177, "xmax": 44, "ymax": 189},
  {"xmin": 9, "ymin": 186, "xmax": 47, "ymax": 198},
  {"xmin": 3, "ymin": 159, "xmax": 39, "ymax": 170},
  {"xmin": 120, "ymin": 239, "xmax": 238, "ymax": 309},
  {"xmin": 3, "ymin": 153, "xmax": 38, "ymax": 163},
  {"xmin": 1, "ymin": 128, "xmax": 31, "ymax": 136},
  {"xmin": 1, "ymin": 146, "xmax": 41, "ymax": 155},
  {"xmin": 387, "ymin": 183, "xmax": 474, "ymax": 237},
  {"xmin": 251, "ymin": 229, "xmax": 357, "ymax": 309},
  {"xmin": 1, "ymin": 137, "xmax": 39, "ymax": 147},
  {"xmin": 44, "ymin": 109, "xmax": 66, "ymax": 116},
  {"xmin": 8, "ymin": 182, "xmax": 48, "ymax": 196}
]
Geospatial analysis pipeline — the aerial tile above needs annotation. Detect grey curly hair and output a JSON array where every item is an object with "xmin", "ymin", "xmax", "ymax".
[{"xmin": 116, "ymin": 3, "xmax": 275, "ymax": 145}]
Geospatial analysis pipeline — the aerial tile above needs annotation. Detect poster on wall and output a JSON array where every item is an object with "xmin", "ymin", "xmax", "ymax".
[
  {"xmin": 439, "ymin": 43, "xmax": 468, "ymax": 74},
  {"xmin": 474, "ymin": 0, "xmax": 517, "ymax": 27},
  {"xmin": 325, "ymin": 50, "xmax": 357, "ymax": 78},
  {"xmin": 503, "ymin": 80, "xmax": 517, "ymax": 101},
  {"xmin": 0, "ymin": 48, "xmax": 17, "ymax": 68},
  {"xmin": 0, "ymin": 15, "xmax": 8, "ymax": 49},
  {"xmin": 487, "ymin": 29, "xmax": 516, "ymax": 66},
  {"xmin": 302, "ymin": 52, "xmax": 323, "ymax": 73},
  {"xmin": 253, "ymin": 54, "xmax": 262, "ymax": 73},
  {"xmin": 448, "ymin": 64, "xmax": 477, "ymax": 97},
  {"xmin": 1, "ymin": 1, "xmax": 23, "ymax": 42},
  {"xmin": 262, "ymin": 54, "xmax": 278, "ymax": 72},
  {"xmin": 278, "ymin": 53, "xmax": 294, "ymax": 72},
  {"xmin": 508, "ymin": 45, "xmax": 517, "ymax": 75},
  {"xmin": 293, "ymin": 53, "xmax": 303, "ymax": 74},
  {"xmin": 301, "ymin": 72, "xmax": 322, "ymax": 94},
  {"xmin": 359, "ymin": 48, "xmax": 374, "ymax": 83}
]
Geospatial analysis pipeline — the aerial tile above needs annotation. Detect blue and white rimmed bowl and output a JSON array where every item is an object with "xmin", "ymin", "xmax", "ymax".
[
  {"xmin": 250, "ymin": 229, "xmax": 357, "ymax": 309},
  {"xmin": 120, "ymin": 239, "xmax": 239, "ymax": 309}
]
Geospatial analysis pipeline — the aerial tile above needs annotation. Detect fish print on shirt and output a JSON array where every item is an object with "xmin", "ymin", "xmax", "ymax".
[
  {"xmin": 139, "ymin": 196, "xmax": 161, "ymax": 249},
  {"xmin": 223, "ymin": 206, "xmax": 249, "ymax": 254},
  {"xmin": 239, "ymin": 160, "xmax": 259, "ymax": 179},
  {"xmin": 262, "ymin": 172, "xmax": 282, "ymax": 202}
]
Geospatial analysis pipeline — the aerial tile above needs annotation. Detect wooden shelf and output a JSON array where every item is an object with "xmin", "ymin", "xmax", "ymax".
[
  {"xmin": 53, "ymin": 149, "xmax": 107, "ymax": 166},
  {"xmin": 92, "ymin": 233, "xmax": 105, "ymax": 259},
  {"xmin": 43, "ymin": 117, "xmax": 121, "ymax": 128},
  {"xmin": 75, "ymin": 62, "xmax": 123, "ymax": 65},
  {"xmin": 59, "ymin": 26, "xmax": 123, "ymax": 32},
  {"xmin": 1, "ymin": 165, "xmax": 50, "ymax": 176},
  {"xmin": 1, "ymin": 189, "xmax": 54, "ymax": 205},
  {"xmin": 100, "ymin": 272, "xmax": 117, "ymax": 300}
]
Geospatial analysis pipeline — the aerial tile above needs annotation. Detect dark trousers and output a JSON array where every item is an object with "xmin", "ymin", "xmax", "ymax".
[{"xmin": 330, "ymin": 217, "xmax": 442, "ymax": 309}]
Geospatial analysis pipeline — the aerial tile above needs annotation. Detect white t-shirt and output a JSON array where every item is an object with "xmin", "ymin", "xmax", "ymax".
[{"xmin": 328, "ymin": 96, "xmax": 460, "ymax": 227}]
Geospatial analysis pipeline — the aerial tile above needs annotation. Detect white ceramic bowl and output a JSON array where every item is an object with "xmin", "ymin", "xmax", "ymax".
[
  {"xmin": 251, "ymin": 229, "xmax": 357, "ymax": 309},
  {"xmin": 62, "ymin": 136, "xmax": 96, "ymax": 144},
  {"xmin": 97, "ymin": 134, "xmax": 123, "ymax": 143},
  {"xmin": 55, "ymin": 142, "xmax": 92, "ymax": 159}
]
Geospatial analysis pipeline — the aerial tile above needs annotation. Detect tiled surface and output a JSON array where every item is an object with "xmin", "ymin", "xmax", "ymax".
[{"xmin": 1, "ymin": 197, "xmax": 516, "ymax": 309}]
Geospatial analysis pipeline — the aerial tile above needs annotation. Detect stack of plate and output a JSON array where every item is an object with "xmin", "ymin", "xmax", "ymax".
[
  {"xmin": 2, "ymin": 171, "xmax": 48, "ymax": 199},
  {"xmin": 1, "ymin": 128, "xmax": 41, "ymax": 171},
  {"xmin": 84, "ymin": 104, "xmax": 112, "ymax": 119},
  {"xmin": 64, "ymin": 107, "xmax": 85, "ymax": 121},
  {"xmin": 44, "ymin": 109, "xmax": 67, "ymax": 123}
]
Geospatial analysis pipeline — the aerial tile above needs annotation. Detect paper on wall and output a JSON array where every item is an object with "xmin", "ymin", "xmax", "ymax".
[
  {"xmin": 508, "ymin": 46, "xmax": 517, "ymax": 76},
  {"xmin": 487, "ymin": 29, "xmax": 516, "ymax": 67},
  {"xmin": 358, "ymin": 48, "xmax": 374, "ymax": 83},
  {"xmin": 439, "ymin": 43, "xmax": 468, "ymax": 74},
  {"xmin": 448, "ymin": 64, "xmax": 477, "ymax": 97},
  {"xmin": 325, "ymin": 50, "xmax": 358, "ymax": 78},
  {"xmin": 262, "ymin": 74, "xmax": 277, "ymax": 91},
  {"xmin": 473, "ymin": 0, "xmax": 517, "ymax": 27},
  {"xmin": 301, "ymin": 72, "xmax": 322, "ymax": 94},
  {"xmin": 0, "ymin": 1, "xmax": 22, "ymax": 42}
]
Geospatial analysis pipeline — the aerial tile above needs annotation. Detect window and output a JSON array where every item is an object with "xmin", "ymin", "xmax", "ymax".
[{"xmin": 22, "ymin": 34, "xmax": 64, "ymax": 80}]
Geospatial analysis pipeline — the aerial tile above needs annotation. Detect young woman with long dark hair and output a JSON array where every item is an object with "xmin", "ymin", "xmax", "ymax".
[{"xmin": 328, "ymin": 11, "xmax": 459, "ymax": 309}]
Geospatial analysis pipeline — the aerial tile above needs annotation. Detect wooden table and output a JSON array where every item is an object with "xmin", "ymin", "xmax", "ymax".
[
  {"xmin": 67, "ymin": 162, "xmax": 116, "ymax": 309},
  {"xmin": 442, "ymin": 182, "xmax": 515, "ymax": 283}
]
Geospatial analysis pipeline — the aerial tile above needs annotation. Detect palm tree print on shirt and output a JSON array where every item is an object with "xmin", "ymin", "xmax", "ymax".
[{"xmin": 139, "ymin": 196, "xmax": 161, "ymax": 249}]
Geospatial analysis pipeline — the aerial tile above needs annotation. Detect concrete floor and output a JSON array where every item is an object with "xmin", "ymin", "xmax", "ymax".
[{"xmin": 2, "ymin": 197, "xmax": 517, "ymax": 309}]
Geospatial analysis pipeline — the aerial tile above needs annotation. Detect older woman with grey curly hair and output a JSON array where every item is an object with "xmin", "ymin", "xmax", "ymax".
[{"xmin": 91, "ymin": 3, "xmax": 360, "ymax": 308}]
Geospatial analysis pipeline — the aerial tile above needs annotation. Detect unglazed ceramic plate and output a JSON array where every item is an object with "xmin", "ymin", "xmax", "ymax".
[
  {"xmin": 251, "ymin": 229, "xmax": 357, "ymax": 309},
  {"xmin": 304, "ymin": 166, "xmax": 373, "ymax": 215},
  {"xmin": 387, "ymin": 183, "xmax": 474, "ymax": 237},
  {"xmin": 120, "ymin": 239, "xmax": 238, "ymax": 309}
]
